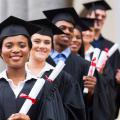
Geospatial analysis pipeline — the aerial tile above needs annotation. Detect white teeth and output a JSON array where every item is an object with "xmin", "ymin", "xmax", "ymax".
[
  {"xmin": 11, "ymin": 56, "xmax": 21, "ymax": 60},
  {"xmin": 63, "ymin": 37, "xmax": 69, "ymax": 41}
]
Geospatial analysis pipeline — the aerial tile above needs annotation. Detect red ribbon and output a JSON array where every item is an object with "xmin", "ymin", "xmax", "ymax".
[
  {"xmin": 104, "ymin": 48, "xmax": 109, "ymax": 58},
  {"xmin": 45, "ymin": 75, "xmax": 53, "ymax": 83},
  {"xmin": 91, "ymin": 57, "xmax": 96, "ymax": 67},
  {"xmin": 19, "ymin": 93, "xmax": 37, "ymax": 104}
]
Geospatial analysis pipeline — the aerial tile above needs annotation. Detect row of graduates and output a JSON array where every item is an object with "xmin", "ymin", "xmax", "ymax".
[{"xmin": 0, "ymin": 1, "xmax": 120, "ymax": 120}]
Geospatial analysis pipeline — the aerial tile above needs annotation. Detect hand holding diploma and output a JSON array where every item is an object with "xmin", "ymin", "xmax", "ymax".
[
  {"xmin": 19, "ymin": 60, "xmax": 65, "ymax": 114},
  {"xmin": 83, "ymin": 48, "xmax": 101, "ymax": 93}
]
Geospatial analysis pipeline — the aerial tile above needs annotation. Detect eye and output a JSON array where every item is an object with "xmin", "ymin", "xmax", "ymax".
[
  {"xmin": 76, "ymin": 35, "xmax": 81, "ymax": 39},
  {"xmin": 19, "ymin": 43, "xmax": 27, "ymax": 48},
  {"xmin": 33, "ymin": 39, "xmax": 40, "ymax": 44},
  {"xmin": 59, "ymin": 26, "xmax": 66, "ymax": 31},
  {"xmin": 44, "ymin": 40, "xmax": 51, "ymax": 45},
  {"xmin": 5, "ymin": 43, "xmax": 13, "ymax": 49}
]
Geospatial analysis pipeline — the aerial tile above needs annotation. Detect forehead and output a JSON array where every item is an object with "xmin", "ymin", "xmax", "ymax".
[
  {"xmin": 74, "ymin": 28, "xmax": 81, "ymax": 34},
  {"xmin": 31, "ymin": 33, "xmax": 52, "ymax": 41},
  {"xmin": 55, "ymin": 20, "xmax": 74, "ymax": 28},
  {"xmin": 2, "ymin": 35, "xmax": 29, "ymax": 43},
  {"xmin": 95, "ymin": 9, "xmax": 106, "ymax": 15}
]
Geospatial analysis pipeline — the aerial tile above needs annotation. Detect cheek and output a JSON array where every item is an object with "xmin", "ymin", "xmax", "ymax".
[
  {"xmin": 1, "ymin": 48, "xmax": 10, "ymax": 60},
  {"xmin": 22, "ymin": 48, "xmax": 30, "ymax": 58}
]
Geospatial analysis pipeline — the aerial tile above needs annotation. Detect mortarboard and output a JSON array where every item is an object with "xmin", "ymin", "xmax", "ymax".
[
  {"xmin": 0, "ymin": 16, "xmax": 41, "ymax": 40},
  {"xmin": 29, "ymin": 19, "xmax": 64, "ymax": 37},
  {"xmin": 83, "ymin": 0, "xmax": 111, "ymax": 11},
  {"xmin": 80, "ymin": 17, "xmax": 95, "ymax": 29},
  {"xmin": 43, "ymin": 7, "xmax": 80, "ymax": 25},
  {"xmin": 43, "ymin": 7, "xmax": 90, "ymax": 31}
]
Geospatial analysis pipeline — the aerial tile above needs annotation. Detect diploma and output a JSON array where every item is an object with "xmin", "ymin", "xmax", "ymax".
[
  {"xmin": 107, "ymin": 43, "xmax": 119, "ymax": 57},
  {"xmin": 19, "ymin": 60, "xmax": 65, "ymax": 114},
  {"xmin": 96, "ymin": 43, "xmax": 119, "ymax": 72},
  {"xmin": 84, "ymin": 48, "xmax": 101, "ymax": 93},
  {"xmin": 96, "ymin": 50, "xmax": 108, "ymax": 72}
]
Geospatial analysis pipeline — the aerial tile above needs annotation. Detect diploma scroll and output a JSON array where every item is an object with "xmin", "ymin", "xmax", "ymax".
[
  {"xmin": 19, "ymin": 60, "xmax": 65, "ymax": 114},
  {"xmin": 96, "ymin": 43, "xmax": 119, "ymax": 72},
  {"xmin": 83, "ymin": 48, "xmax": 101, "ymax": 93}
]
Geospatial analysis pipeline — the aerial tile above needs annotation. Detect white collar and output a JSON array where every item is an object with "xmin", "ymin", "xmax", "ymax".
[
  {"xmin": 0, "ymin": 69, "xmax": 34, "ymax": 82},
  {"xmin": 25, "ymin": 62, "xmax": 54, "ymax": 79}
]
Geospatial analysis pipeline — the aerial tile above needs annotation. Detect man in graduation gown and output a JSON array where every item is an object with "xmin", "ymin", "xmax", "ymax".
[
  {"xmin": 83, "ymin": 1, "xmax": 120, "ymax": 118},
  {"xmin": 43, "ymin": 7, "xmax": 111, "ymax": 120}
]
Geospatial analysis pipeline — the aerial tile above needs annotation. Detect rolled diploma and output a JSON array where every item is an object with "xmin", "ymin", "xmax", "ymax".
[
  {"xmin": 19, "ymin": 60, "xmax": 65, "ymax": 114},
  {"xmin": 96, "ymin": 50, "xmax": 108, "ymax": 72},
  {"xmin": 107, "ymin": 43, "xmax": 119, "ymax": 57},
  {"xmin": 96, "ymin": 43, "xmax": 119, "ymax": 72},
  {"xmin": 84, "ymin": 48, "xmax": 101, "ymax": 93}
]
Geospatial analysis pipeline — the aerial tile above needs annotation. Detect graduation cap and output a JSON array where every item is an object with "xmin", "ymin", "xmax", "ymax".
[
  {"xmin": 80, "ymin": 17, "xmax": 95, "ymax": 29},
  {"xmin": 83, "ymin": 0, "xmax": 111, "ymax": 11},
  {"xmin": 75, "ymin": 17, "xmax": 94, "ymax": 31},
  {"xmin": 0, "ymin": 16, "xmax": 41, "ymax": 39},
  {"xmin": 43, "ymin": 7, "xmax": 91, "ymax": 32},
  {"xmin": 43, "ymin": 7, "xmax": 81, "ymax": 25},
  {"xmin": 29, "ymin": 19, "xmax": 64, "ymax": 37}
]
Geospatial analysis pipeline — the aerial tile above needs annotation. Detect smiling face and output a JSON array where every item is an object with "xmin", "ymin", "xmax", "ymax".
[
  {"xmin": 31, "ymin": 33, "xmax": 52, "ymax": 62},
  {"xmin": 70, "ymin": 28, "xmax": 82, "ymax": 54},
  {"xmin": 82, "ymin": 27, "xmax": 95, "ymax": 45},
  {"xmin": 53, "ymin": 20, "xmax": 74, "ymax": 49},
  {"xmin": 0, "ymin": 35, "xmax": 30, "ymax": 69}
]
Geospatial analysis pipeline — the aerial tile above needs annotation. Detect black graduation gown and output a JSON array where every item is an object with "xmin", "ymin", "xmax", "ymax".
[
  {"xmin": 0, "ymin": 69, "xmax": 86, "ymax": 120},
  {"xmin": 91, "ymin": 34, "xmax": 120, "ymax": 118},
  {"xmin": 47, "ymin": 53, "xmax": 89, "ymax": 91},
  {"xmin": 91, "ymin": 34, "xmax": 120, "ymax": 73},
  {"xmin": 0, "ymin": 76, "xmax": 66, "ymax": 120},
  {"xmin": 47, "ymin": 53, "xmax": 110, "ymax": 120}
]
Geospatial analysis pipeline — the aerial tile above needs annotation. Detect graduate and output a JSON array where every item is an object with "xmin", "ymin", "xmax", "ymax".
[
  {"xmin": 27, "ymin": 18, "xmax": 86, "ymax": 120},
  {"xmin": 81, "ymin": 17, "xmax": 116, "ymax": 120},
  {"xmin": 83, "ymin": 0, "xmax": 120, "ymax": 73},
  {"xmin": 83, "ymin": 1, "xmax": 120, "ymax": 118},
  {"xmin": 70, "ymin": 26, "xmax": 83, "ymax": 55},
  {"xmin": 43, "ymin": 7, "xmax": 110, "ymax": 120},
  {"xmin": 0, "ymin": 16, "xmax": 42, "ymax": 120}
]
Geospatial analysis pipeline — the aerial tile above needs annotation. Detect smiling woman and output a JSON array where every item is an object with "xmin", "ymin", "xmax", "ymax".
[{"xmin": 0, "ymin": 16, "xmax": 42, "ymax": 120}]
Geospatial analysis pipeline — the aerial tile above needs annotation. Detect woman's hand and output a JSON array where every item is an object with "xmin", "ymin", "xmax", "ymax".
[
  {"xmin": 7, "ymin": 113, "xmax": 30, "ymax": 120},
  {"xmin": 83, "ymin": 75, "xmax": 97, "ymax": 95}
]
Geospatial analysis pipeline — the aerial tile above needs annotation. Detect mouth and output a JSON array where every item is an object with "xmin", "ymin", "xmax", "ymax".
[
  {"xmin": 61, "ymin": 35, "xmax": 71, "ymax": 41},
  {"xmin": 10, "ymin": 55, "xmax": 22, "ymax": 61}
]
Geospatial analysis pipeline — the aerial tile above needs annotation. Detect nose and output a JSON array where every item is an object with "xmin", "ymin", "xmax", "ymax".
[
  {"xmin": 12, "ymin": 46, "xmax": 20, "ymax": 53},
  {"xmin": 72, "ymin": 36, "xmax": 77, "ymax": 42}
]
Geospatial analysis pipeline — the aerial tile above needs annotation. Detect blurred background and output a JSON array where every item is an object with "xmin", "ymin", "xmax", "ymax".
[{"xmin": 0, "ymin": 0, "xmax": 120, "ymax": 72}]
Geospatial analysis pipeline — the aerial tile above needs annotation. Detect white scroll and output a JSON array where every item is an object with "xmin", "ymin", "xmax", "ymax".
[
  {"xmin": 83, "ymin": 48, "xmax": 101, "ymax": 93},
  {"xmin": 96, "ymin": 43, "xmax": 119, "ymax": 72},
  {"xmin": 19, "ymin": 60, "xmax": 65, "ymax": 114}
]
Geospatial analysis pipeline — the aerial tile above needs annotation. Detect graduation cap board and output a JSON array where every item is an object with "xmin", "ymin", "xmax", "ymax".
[
  {"xmin": 80, "ymin": 17, "xmax": 95, "ymax": 29},
  {"xmin": 0, "ymin": 16, "xmax": 41, "ymax": 39},
  {"xmin": 83, "ymin": 0, "xmax": 111, "ymax": 11},
  {"xmin": 29, "ymin": 19, "xmax": 64, "ymax": 37},
  {"xmin": 43, "ymin": 7, "xmax": 83, "ymax": 26},
  {"xmin": 43, "ymin": 7, "xmax": 90, "ymax": 31}
]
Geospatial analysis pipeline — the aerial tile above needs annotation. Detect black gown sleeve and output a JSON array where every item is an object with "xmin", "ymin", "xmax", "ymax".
[{"xmin": 57, "ymin": 71, "xmax": 86, "ymax": 120}]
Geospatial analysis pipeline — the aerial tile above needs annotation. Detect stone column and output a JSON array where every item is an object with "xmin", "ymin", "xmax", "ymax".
[
  {"xmin": 28, "ymin": 0, "xmax": 72, "ymax": 20},
  {"xmin": 6, "ymin": 0, "xmax": 28, "ymax": 20}
]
